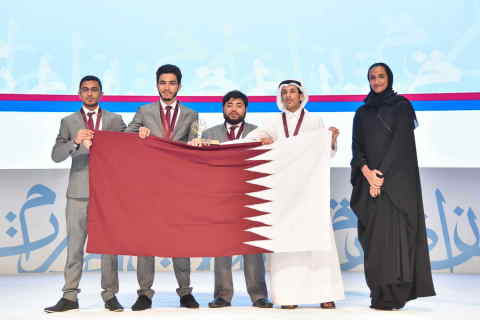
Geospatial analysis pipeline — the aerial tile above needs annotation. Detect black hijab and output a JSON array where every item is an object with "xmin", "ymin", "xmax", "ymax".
[
  {"xmin": 364, "ymin": 62, "xmax": 418, "ymax": 128},
  {"xmin": 364, "ymin": 62, "xmax": 398, "ymax": 107}
]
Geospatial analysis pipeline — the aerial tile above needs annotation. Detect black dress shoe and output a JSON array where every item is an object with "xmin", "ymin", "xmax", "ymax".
[
  {"xmin": 253, "ymin": 298, "xmax": 273, "ymax": 308},
  {"xmin": 131, "ymin": 295, "xmax": 152, "ymax": 311},
  {"xmin": 105, "ymin": 296, "xmax": 124, "ymax": 312},
  {"xmin": 320, "ymin": 301, "xmax": 336, "ymax": 309},
  {"xmin": 180, "ymin": 294, "xmax": 199, "ymax": 308},
  {"xmin": 44, "ymin": 298, "xmax": 79, "ymax": 313},
  {"xmin": 208, "ymin": 297, "xmax": 231, "ymax": 308}
]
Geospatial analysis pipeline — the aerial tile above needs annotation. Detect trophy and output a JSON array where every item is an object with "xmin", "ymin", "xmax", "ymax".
[{"xmin": 190, "ymin": 119, "xmax": 219, "ymax": 145}]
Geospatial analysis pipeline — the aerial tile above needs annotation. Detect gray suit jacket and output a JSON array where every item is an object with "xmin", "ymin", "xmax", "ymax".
[
  {"xmin": 202, "ymin": 122, "xmax": 257, "ymax": 143},
  {"xmin": 51, "ymin": 109, "xmax": 126, "ymax": 199},
  {"xmin": 126, "ymin": 101, "xmax": 198, "ymax": 142}
]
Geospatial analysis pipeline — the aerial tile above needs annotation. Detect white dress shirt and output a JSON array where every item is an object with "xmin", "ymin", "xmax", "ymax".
[
  {"xmin": 82, "ymin": 105, "xmax": 102, "ymax": 130},
  {"xmin": 225, "ymin": 122, "xmax": 244, "ymax": 139},
  {"xmin": 159, "ymin": 99, "xmax": 180, "ymax": 130}
]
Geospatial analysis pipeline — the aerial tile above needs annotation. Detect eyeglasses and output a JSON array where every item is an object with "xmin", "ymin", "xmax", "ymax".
[{"xmin": 80, "ymin": 87, "xmax": 101, "ymax": 93}]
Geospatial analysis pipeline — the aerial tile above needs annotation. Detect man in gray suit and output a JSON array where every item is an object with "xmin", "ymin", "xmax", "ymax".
[
  {"xmin": 201, "ymin": 90, "xmax": 273, "ymax": 308},
  {"xmin": 45, "ymin": 75, "xmax": 126, "ymax": 313},
  {"xmin": 126, "ymin": 64, "xmax": 199, "ymax": 310}
]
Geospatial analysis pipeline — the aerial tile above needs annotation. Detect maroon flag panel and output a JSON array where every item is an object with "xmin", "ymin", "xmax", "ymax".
[{"xmin": 87, "ymin": 131, "xmax": 272, "ymax": 257}]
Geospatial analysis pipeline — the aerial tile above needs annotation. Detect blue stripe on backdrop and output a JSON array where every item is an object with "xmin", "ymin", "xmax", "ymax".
[{"xmin": 1, "ymin": 100, "xmax": 480, "ymax": 113}]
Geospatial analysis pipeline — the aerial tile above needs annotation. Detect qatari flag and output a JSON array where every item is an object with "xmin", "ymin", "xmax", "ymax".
[{"xmin": 87, "ymin": 129, "xmax": 333, "ymax": 257}]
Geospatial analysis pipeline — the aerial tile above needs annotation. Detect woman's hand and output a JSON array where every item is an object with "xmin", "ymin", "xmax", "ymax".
[
  {"xmin": 369, "ymin": 186, "xmax": 381, "ymax": 198},
  {"xmin": 361, "ymin": 165, "xmax": 384, "ymax": 188}
]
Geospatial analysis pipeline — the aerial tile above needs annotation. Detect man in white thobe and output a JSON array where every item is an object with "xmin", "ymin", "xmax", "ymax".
[{"xmin": 246, "ymin": 79, "xmax": 345, "ymax": 309}]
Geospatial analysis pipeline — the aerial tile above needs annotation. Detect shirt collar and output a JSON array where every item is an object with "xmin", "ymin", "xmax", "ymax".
[
  {"xmin": 225, "ymin": 122, "xmax": 243, "ymax": 130},
  {"xmin": 82, "ymin": 105, "xmax": 100, "ymax": 114},
  {"xmin": 160, "ymin": 99, "xmax": 177, "ymax": 110},
  {"xmin": 284, "ymin": 106, "xmax": 305, "ymax": 118}
]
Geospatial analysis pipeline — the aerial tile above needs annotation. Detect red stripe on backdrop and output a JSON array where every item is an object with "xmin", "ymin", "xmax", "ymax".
[
  {"xmin": 306, "ymin": 92, "xmax": 480, "ymax": 102},
  {"xmin": 1, "ymin": 92, "xmax": 480, "ymax": 102}
]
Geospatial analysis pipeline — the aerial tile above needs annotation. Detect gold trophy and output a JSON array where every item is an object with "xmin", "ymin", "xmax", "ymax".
[{"xmin": 190, "ymin": 119, "xmax": 219, "ymax": 145}]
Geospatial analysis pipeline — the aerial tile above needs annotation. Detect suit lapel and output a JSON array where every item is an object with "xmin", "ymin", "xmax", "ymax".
[
  {"xmin": 241, "ymin": 130, "xmax": 247, "ymax": 138},
  {"xmin": 241, "ymin": 123, "xmax": 256, "ymax": 138},
  {"xmin": 152, "ymin": 101, "xmax": 166, "ymax": 137},
  {"xmin": 172, "ymin": 103, "xmax": 188, "ymax": 140},
  {"xmin": 222, "ymin": 125, "xmax": 230, "ymax": 141},
  {"xmin": 74, "ymin": 111, "xmax": 86, "ymax": 130},
  {"xmin": 101, "ymin": 110, "xmax": 111, "ymax": 130},
  {"xmin": 241, "ymin": 123, "xmax": 249, "ymax": 138}
]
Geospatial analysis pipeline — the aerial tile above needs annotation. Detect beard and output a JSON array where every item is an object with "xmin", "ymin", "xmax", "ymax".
[
  {"xmin": 159, "ymin": 91, "xmax": 178, "ymax": 103},
  {"xmin": 84, "ymin": 102, "xmax": 99, "ymax": 109},
  {"xmin": 223, "ymin": 113, "xmax": 245, "ymax": 125}
]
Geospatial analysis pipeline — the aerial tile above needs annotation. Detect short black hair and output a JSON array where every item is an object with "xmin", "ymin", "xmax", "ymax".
[
  {"xmin": 222, "ymin": 90, "xmax": 248, "ymax": 108},
  {"xmin": 279, "ymin": 79, "xmax": 303, "ymax": 94},
  {"xmin": 156, "ymin": 64, "xmax": 182, "ymax": 84},
  {"xmin": 79, "ymin": 75, "xmax": 102, "ymax": 91}
]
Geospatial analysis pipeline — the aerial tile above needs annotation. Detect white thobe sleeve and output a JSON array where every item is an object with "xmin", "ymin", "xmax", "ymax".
[
  {"xmin": 316, "ymin": 116, "xmax": 337, "ymax": 158},
  {"xmin": 245, "ymin": 121, "xmax": 279, "ymax": 142}
]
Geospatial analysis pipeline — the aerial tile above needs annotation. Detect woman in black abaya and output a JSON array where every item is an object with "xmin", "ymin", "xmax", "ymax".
[{"xmin": 350, "ymin": 63, "xmax": 435, "ymax": 310}]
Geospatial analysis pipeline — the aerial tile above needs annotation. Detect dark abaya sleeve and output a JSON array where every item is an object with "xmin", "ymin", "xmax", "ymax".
[
  {"xmin": 378, "ymin": 100, "xmax": 422, "ymax": 229},
  {"xmin": 350, "ymin": 108, "xmax": 372, "ymax": 230},
  {"xmin": 378, "ymin": 101, "xmax": 416, "ymax": 176},
  {"xmin": 350, "ymin": 110, "xmax": 368, "ymax": 186}
]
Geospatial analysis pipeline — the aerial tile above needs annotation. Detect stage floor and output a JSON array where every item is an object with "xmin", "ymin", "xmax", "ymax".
[{"xmin": 0, "ymin": 271, "xmax": 478, "ymax": 319}]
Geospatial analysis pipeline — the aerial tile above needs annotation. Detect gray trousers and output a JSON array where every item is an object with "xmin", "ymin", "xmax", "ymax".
[
  {"xmin": 62, "ymin": 198, "xmax": 119, "ymax": 302},
  {"xmin": 214, "ymin": 254, "xmax": 268, "ymax": 303},
  {"xmin": 136, "ymin": 256, "xmax": 192, "ymax": 298}
]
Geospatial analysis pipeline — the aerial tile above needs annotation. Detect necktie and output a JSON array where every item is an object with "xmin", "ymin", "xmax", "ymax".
[
  {"xmin": 87, "ymin": 112, "xmax": 95, "ymax": 130},
  {"xmin": 164, "ymin": 106, "xmax": 173, "ymax": 136},
  {"xmin": 229, "ymin": 125, "xmax": 237, "ymax": 140}
]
